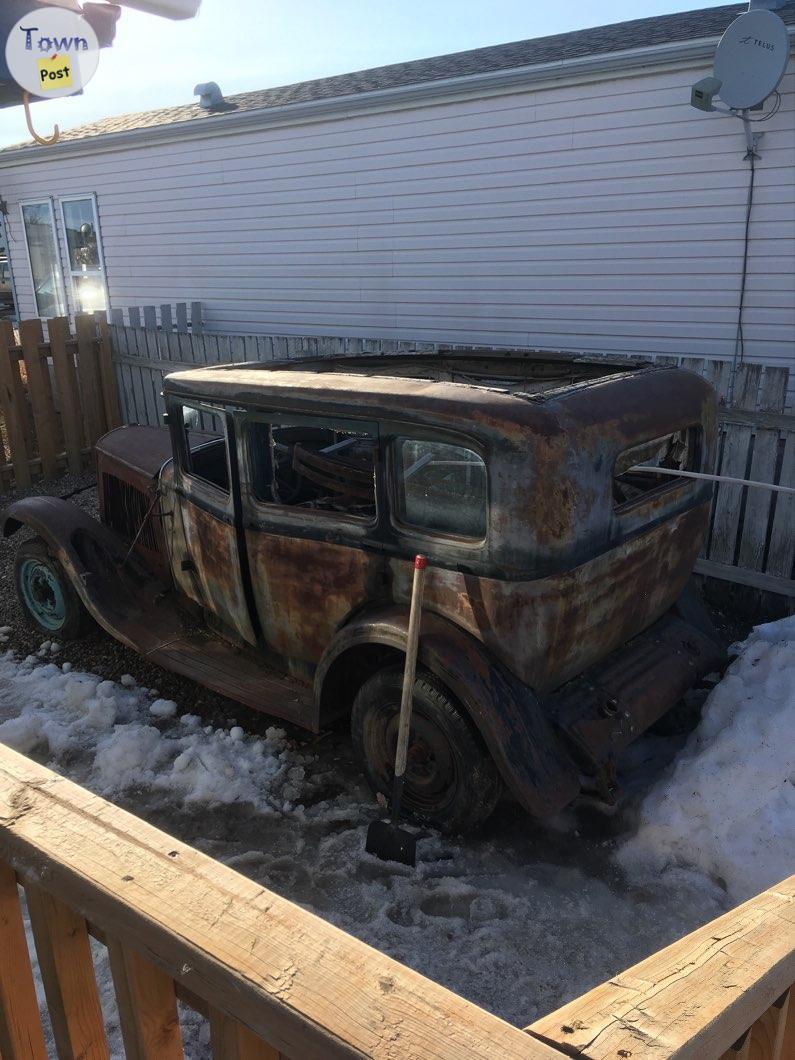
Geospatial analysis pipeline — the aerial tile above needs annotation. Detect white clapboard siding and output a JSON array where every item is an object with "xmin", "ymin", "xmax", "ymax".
[{"xmin": 1, "ymin": 59, "xmax": 793, "ymax": 397}]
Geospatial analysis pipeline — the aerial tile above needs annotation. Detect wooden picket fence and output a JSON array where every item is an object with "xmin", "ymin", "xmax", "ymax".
[
  {"xmin": 0, "ymin": 745, "xmax": 792, "ymax": 1060},
  {"xmin": 108, "ymin": 300, "xmax": 203, "ymax": 334},
  {"xmin": 0, "ymin": 315, "xmax": 121, "ymax": 493},
  {"xmin": 109, "ymin": 324, "xmax": 795, "ymax": 597}
]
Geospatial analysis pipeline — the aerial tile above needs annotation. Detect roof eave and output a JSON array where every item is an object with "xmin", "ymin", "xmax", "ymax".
[{"xmin": 0, "ymin": 31, "xmax": 777, "ymax": 167}]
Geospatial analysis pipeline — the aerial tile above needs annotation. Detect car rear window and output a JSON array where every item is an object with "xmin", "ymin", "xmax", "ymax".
[
  {"xmin": 613, "ymin": 426, "xmax": 702, "ymax": 508},
  {"xmin": 394, "ymin": 438, "xmax": 486, "ymax": 539}
]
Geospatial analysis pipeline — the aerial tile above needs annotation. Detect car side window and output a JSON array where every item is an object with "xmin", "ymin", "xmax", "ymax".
[
  {"xmin": 179, "ymin": 402, "xmax": 230, "ymax": 494},
  {"xmin": 248, "ymin": 418, "xmax": 377, "ymax": 520},
  {"xmin": 394, "ymin": 438, "xmax": 487, "ymax": 539},
  {"xmin": 613, "ymin": 426, "xmax": 702, "ymax": 508}
]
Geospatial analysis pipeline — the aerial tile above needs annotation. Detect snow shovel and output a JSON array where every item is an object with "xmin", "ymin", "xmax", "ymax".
[{"xmin": 366, "ymin": 554, "xmax": 428, "ymax": 867}]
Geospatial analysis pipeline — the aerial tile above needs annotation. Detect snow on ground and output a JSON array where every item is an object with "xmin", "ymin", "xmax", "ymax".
[
  {"xmin": 1, "ymin": 616, "xmax": 793, "ymax": 1053},
  {"xmin": 618, "ymin": 614, "xmax": 795, "ymax": 903}
]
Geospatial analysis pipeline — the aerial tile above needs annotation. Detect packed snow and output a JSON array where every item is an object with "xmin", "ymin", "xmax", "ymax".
[
  {"xmin": 0, "ymin": 614, "xmax": 793, "ymax": 1055},
  {"xmin": 618, "ymin": 614, "xmax": 795, "ymax": 903}
]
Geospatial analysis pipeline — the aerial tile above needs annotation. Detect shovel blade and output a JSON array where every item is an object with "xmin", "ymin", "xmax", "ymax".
[{"xmin": 365, "ymin": 819, "xmax": 417, "ymax": 867}]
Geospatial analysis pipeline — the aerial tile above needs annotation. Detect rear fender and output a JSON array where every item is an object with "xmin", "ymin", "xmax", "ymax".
[
  {"xmin": 315, "ymin": 605, "xmax": 580, "ymax": 818},
  {"xmin": 1, "ymin": 497, "xmax": 156, "ymax": 648}
]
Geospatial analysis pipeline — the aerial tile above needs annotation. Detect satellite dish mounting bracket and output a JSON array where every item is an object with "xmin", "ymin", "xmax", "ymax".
[{"xmin": 740, "ymin": 111, "xmax": 764, "ymax": 160}]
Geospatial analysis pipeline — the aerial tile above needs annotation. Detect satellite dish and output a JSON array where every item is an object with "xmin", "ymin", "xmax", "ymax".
[{"xmin": 713, "ymin": 8, "xmax": 790, "ymax": 110}]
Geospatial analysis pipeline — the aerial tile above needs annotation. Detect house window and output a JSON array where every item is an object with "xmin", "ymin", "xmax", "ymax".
[
  {"xmin": 60, "ymin": 195, "xmax": 109, "ymax": 313},
  {"xmin": 393, "ymin": 437, "xmax": 487, "ymax": 539},
  {"xmin": 20, "ymin": 200, "xmax": 65, "ymax": 318}
]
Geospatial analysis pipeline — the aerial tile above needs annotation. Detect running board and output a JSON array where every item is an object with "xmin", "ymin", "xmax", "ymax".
[{"xmin": 145, "ymin": 629, "xmax": 313, "ymax": 728}]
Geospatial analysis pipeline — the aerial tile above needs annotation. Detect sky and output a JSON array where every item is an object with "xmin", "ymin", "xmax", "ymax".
[{"xmin": 0, "ymin": 0, "xmax": 734, "ymax": 147}]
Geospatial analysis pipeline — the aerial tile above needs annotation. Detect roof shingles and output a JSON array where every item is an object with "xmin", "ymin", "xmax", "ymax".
[{"xmin": 4, "ymin": 2, "xmax": 794, "ymax": 150}]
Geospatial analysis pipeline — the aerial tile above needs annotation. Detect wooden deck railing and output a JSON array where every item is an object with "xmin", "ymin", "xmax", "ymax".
[
  {"xmin": 528, "ymin": 876, "xmax": 795, "ymax": 1059},
  {"xmin": 0, "ymin": 745, "xmax": 560, "ymax": 1060},
  {"xmin": 0, "ymin": 743, "xmax": 792, "ymax": 1060}
]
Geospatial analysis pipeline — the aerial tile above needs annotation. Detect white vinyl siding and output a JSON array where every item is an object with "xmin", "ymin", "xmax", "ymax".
[{"xmin": 1, "ymin": 58, "xmax": 793, "ymax": 376}]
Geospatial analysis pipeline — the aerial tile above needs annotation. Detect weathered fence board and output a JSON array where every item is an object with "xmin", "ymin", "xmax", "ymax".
[
  {"xmin": 0, "ymin": 320, "xmax": 32, "ymax": 489},
  {"xmin": 48, "ymin": 317, "xmax": 85, "ymax": 474},
  {"xmin": 0, "ymin": 314, "xmax": 122, "ymax": 493},
  {"xmin": 20, "ymin": 318, "xmax": 59, "ymax": 479},
  {"xmin": 737, "ymin": 368, "xmax": 788, "ymax": 572},
  {"xmin": 101, "ymin": 301, "xmax": 201, "ymax": 334}
]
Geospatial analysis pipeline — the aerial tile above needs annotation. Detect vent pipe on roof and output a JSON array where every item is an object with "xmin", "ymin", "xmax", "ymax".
[{"xmin": 194, "ymin": 82, "xmax": 224, "ymax": 109}]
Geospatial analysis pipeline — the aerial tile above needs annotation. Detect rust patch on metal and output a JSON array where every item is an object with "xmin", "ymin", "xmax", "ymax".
[{"xmin": 247, "ymin": 531, "xmax": 385, "ymax": 664}]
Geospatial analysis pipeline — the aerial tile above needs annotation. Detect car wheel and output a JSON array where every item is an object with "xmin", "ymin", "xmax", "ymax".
[
  {"xmin": 351, "ymin": 664, "xmax": 501, "ymax": 833},
  {"xmin": 14, "ymin": 537, "xmax": 93, "ymax": 641}
]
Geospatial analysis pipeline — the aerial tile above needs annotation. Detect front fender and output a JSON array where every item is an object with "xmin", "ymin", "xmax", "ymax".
[
  {"xmin": 316, "ymin": 605, "xmax": 580, "ymax": 818},
  {"xmin": 1, "ymin": 497, "xmax": 163, "ymax": 650}
]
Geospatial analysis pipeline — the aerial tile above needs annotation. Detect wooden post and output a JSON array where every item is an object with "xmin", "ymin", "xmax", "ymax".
[
  {"xmin": 0, "ymin": 864, "xmax": 48, "ymax": 1060},
  {"xmin": 74, "ymin": 313, "xmax": 106, "ymax": 446},
  {"xmin": 107, "ymin": 938, "xmax": 183, "ymax": 1060},
  {"xmin": 190, "ymin": 301, "xmax": 202, "ymax": 334},
  {"xmin": 97, "ymin": 317, "xmax": 122, "ymax": 430},
  {"xmin": 19, "ymin": 317, "xmax": 59, "ymax": 479},
  {"xmin": 25, "ymin": 883, "xmax": 109, "ymax": 1060},
  {"xmin": 209, "ymin": 1009, "xmax": 281, "ymax": 1060},
  {"xmin": 47, "ymin": 317, "xmax": 84, "ymax": 474},
  {"xmin": 0, "ymin": 321, "xmax": 32, "ymax": 489}
]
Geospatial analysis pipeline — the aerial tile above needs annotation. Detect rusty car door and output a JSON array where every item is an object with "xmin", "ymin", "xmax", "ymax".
[
  {"xmin": 168, "ymin": 400, "xmax": 258, "ymax": 646},
  {"xmin": 236, "ymin": 410, "xmax": 386, "ymax": 678}
]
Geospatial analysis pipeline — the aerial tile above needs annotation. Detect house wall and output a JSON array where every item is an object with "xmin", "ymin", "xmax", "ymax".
[{"xmin": 0, "ymin": 57, "xmax": 793, "ymax": 375}]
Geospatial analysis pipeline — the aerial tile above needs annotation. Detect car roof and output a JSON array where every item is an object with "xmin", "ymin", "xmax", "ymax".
[{"xmin": 163, "ymin": 354, "xmax": 665, "ymax": 432}]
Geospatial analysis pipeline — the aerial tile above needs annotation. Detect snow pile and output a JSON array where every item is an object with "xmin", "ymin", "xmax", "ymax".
[
  {"xmin": 618, "ymin": 615, "xmax": 795, "ymax": 902},
  {"xmin": 0, "ymin": 650, "xmax": 315, "ymax": 815},
  {"xmin": 2, "ymin": 618, "xmax": 792, "ymax": 1033}
]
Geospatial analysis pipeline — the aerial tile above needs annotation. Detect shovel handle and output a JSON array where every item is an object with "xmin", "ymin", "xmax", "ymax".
[{"xmin": 392, "ymin": 555, "xmax": 428, "ymax": 818}]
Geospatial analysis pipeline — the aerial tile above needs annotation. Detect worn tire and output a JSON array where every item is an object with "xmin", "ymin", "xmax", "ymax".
[
  {"xmin": 14, "ymin": 537, "xmax": 93, "ymax": 641},
  {"xmin": 351, "ymin": 664, "xmax": 501, "ymax": 834}
]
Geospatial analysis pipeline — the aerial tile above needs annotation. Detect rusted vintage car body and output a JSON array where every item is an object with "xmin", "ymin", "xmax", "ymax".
[{"xmin": 2, "ymin": 352, "xmax": 725, "ymax": 825}]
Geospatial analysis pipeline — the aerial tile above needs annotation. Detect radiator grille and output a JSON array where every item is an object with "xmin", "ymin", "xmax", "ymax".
[{"xmin": 103, "ymin": 475, "xmax": 158, "ymax": 550}]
